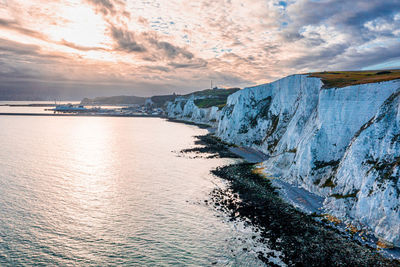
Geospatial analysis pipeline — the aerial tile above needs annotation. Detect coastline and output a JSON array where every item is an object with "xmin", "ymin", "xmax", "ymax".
[
  {"xmin": 0, "ymin": 112, "xmax": 163, "ymax": 118},
  {"xmin": 175, "ymin": 119, "xmax": 400, "ymax": 265},
  {"xmin": 165, "ymin": 118, "xmax": 212, "ymax": 129},
  {"xmin": 173, "ymin": 119, "xmax": 328, "ymax": 218}
]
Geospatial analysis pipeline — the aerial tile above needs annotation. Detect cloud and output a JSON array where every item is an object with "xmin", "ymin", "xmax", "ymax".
[
  {"xmin": 110, "ymin": 26, "xmax": 147, "ymax": 52},
  {"xmin": 107, "ymin": 21, "xmax": 204, "ymax": 70},
  {"xmin": 286, "ymin": 0, "xmax": 400, "ymax": 41},
  {"xmin": 0, "ymin": 37, "xmax": 40, "ymax": 55},
  {"xmin": 209, "ymin": 71, "xmax": 253, "ymax": 87},
  {"xmin": 285, "ymin": 43, "xmax": 350, "ymax": 70},
  {"xmin": 59, "ymin": 39, "xmax": 109, "ymax": 51},
  {"xmin": 148, "ymin": 38, "xmax": 194, "ymax": 60},
  {"xmin": 168, "ymin": 59, "xmax": 208, "ymax": 69},
  {"xmin": 0, "ymin": 19, "xmax": 106, "ymax": 52},
  {"xmin": 1, "ymin": 0, "xmax": 400, "ymax": 99},
  {"xmin": 337, "ymin": 42, "xmax": 400, "ymax": 70},
  {"xmin": 146, "ymin": 65, "xmax": 171, "ymax": 72},
  {"xmin": 84, "ymin": 0, "xmax": 116, "ymax": 16},
  {"xmin": 0, "ymin": 38, "xmax": 66, "ymax": 63},
  {"xmin": 0, "ymin": 18, "xmax": 47, "ymax": 40}
]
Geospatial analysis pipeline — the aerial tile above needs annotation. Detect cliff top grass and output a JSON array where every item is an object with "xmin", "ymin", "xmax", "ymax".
[
  {"xmin": 191, "ymin": 88, "xmax": 240, "ymax": 109},
  {"xmin": 308, "ymin": 69, "xmax": 400, "ymax": 88},
  {"xmin": 194, "ymin": 98, "xmax": 227, "ymax": 109},
  {"xmin": 185, "ymin": 87, "xmax": 240, "ymax": 98}
]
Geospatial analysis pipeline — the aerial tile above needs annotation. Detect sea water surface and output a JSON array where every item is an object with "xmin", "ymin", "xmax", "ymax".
[
  {"xmin": 0, "ymin": 101, "xmax": 78, "ymax": 114},
  {"xmin": 0, "ymin": 116, "xmax": 266, "ymax": 266},
  {"xmin": 0, "ymin": 101, "xmax": 128, "ymax": 114}
]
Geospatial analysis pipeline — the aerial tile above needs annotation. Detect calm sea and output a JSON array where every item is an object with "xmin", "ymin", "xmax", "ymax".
[{"xmin": 0, "ymin": 115, "xmax": 268, "ymax": 266}]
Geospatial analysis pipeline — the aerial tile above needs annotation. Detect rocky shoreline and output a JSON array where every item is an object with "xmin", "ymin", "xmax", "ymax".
[{"xmin": 182, "ymin": 133, "xmax": 400, "ymax": 266}]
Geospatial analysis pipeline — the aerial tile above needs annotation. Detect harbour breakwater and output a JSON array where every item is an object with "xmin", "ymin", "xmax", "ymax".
[
  {"xmin": 0, "ymin": 113, "xmax": 162, "ymax": 118},
  {"xmin": 166, "ymin": 74, "xmax": 400, "ymax": 248}
]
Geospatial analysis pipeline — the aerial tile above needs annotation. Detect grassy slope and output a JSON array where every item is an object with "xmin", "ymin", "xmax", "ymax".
[
  {"xmin": 191, "ymin": 88, "xmax": 240, "ymax": 109},
  {"xmin": 150, "ymin": 94, "xmax": 178, "ymax": 107},
  {"xmin": 194, "ymin": 98, "xmax": 227, "ymax": 109},
  {"xmin": 185, "ymin": 88, "xmax": 240, "ymax": 98},
  {"xmin": 308, "ymin": 69, "xmax": 400, "ymax": 88}
]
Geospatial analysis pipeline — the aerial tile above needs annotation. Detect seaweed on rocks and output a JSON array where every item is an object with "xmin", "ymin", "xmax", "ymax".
[
  {"xmin": 180, "ymin": 134, "xmax": 241, "ymax": 159},
  {"xmin": 210, "ymin": 163, "xmax": 399, "ymax": 266}
]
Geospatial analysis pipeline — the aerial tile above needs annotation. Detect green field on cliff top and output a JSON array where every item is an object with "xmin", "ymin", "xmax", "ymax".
[
  {"xmin": 309, "ymin": 69, "xmax": 400, "ymax": 88},
  {"xmin": 192, "ymin": 88, "xmax": 240, "ymax": 109}
]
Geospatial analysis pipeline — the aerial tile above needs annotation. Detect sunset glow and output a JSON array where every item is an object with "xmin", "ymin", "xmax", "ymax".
[
  {"xmin": 47, "ymin": 3, "xmax": 110, "ymax": 49},
  {"xmin": 1, "ymin": 0, "xmax": 400, "ymax": 98}
]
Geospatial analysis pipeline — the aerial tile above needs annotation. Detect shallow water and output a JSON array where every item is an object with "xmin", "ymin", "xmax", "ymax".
[{"xmin": 0, "ymin": 116, "xmax": 267, "ymax": 266}]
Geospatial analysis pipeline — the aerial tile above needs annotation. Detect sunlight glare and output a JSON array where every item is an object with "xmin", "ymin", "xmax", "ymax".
[{"xmin": 47, "ymin": 3, "xmax": 111, "ymax": 49}]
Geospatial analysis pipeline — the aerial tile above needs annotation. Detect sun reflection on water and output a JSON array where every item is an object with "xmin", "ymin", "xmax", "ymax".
[
  {"xmin": 0, "ymin": 117, "xmax": 265, "ymax": 266},
  {"xmin": 59, "ymin": 119, "xmax": 117, "ymax": 237}
]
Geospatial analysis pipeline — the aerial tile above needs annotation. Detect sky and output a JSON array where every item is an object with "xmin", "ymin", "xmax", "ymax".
[{"xmin": 1, "ymin": 0, "xmax": 400, "ymax": 99}]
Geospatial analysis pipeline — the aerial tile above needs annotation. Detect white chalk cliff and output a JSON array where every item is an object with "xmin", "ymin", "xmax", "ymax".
[
  {"xmin": 166, "ymin": 96, "xmax": 220, "ymax": 127},
  {"xmin": 166, "ymin": 75, "xmax": 400, "ymax": 246}
]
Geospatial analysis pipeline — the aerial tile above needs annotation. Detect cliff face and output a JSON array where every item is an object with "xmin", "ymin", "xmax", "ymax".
[
  {"xmin": 166, "ymin": 74, "xmax": 400, "ymax": 246},
  {"xmin": 165, "ymin": 97, "xmax": 220, "ymax": 127},
  {"xmin": 217, "ymin": 74, "xmax": 400, "ymax": 245},
  {"xmin": 324, "ymin": 91, "xmax": 400, "ymax": 245}
]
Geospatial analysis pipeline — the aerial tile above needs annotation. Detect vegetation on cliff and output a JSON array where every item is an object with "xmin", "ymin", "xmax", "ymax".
[{"xmin": 309, "ymin": 69, "xmax": 400, "ymax": 88}]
